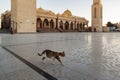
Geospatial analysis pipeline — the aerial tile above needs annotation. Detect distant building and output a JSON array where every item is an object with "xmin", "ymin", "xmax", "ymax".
[
  {"xmin": 36, "ymin": 8, "xmax": 88, "ymax": 32},
  {"xmin": 92, "ymin": 0, "xmax": 103, "ymax": 32},
  {"xmin": 102, "ymin": 26, "xmax": 109, "ymax": 32},
  {"xmin": 1, "ymin": 11, "xmax": 11, "ymax": 29},
  {"xmin": 115, "ymin": 22, "xmax": 120, "ymax": 28},
  {"xmin": 2, "ymin": 8, "xmax": 88, "ymax": 33},
  {"xmin": 1, "ymin": 0, "xmax": 89, "ymax": 33}
]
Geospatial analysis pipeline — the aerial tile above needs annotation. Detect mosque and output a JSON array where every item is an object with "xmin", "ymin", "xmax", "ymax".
[{"xmin": 1, "ymin": 0, "xmax": 103, "ymax": 33}]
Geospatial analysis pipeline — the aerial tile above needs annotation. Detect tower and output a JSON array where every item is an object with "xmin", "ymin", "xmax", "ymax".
[
  {"xmin": 11, "ymin": 0, "xmax": 36, "ymax": 33},
  {"xmin": 92, "ymin": 0, "xmax": 102, "ymax": 32}
]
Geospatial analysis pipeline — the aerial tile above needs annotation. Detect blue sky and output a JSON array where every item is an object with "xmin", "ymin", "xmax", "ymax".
[{"xmin": 0, "ymin": 0, "xmax": 120, "ymax": 26}]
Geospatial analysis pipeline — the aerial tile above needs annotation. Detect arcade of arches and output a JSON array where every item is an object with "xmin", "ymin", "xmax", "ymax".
[
  {"xmin": 36, "ymin": 8, "xmax": 88, "ymax": 32},
  {"xmin": 1, "ymin": 7, "xmax": 89, "ymax": 32}
]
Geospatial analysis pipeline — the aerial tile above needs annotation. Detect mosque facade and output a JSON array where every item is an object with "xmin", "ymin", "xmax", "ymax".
[{"xmin": 1, "ymin": 0, "xmax": 89, "ymax": 33}]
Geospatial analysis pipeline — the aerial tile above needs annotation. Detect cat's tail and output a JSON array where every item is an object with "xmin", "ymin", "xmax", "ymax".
[
  {"xmin": 38, "ymin": 53, "xmax": 42, "ymax": 56},
  {"xmin": 38, "ymin": 50, "xmax": 46, "ymax": 56}
]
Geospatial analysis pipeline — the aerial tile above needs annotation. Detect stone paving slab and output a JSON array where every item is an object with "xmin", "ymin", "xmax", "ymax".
[
  {"xmin": 0, "ymin": 47, "xmax": 47, "ymax": 80},
  {"xmin": 1, "ymin": 33, "xmax": 120, "ymax": 80}
]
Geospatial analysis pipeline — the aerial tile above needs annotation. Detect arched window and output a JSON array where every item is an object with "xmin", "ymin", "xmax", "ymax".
[{"xmin": 94, "ymin": 7, "xmax": 97, "ymax": 18}]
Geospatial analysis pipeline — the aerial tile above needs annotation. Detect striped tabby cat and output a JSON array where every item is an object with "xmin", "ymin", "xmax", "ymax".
[{"xmin": 38, "ymin": 49, "xmax": 65, "ymax": 65}]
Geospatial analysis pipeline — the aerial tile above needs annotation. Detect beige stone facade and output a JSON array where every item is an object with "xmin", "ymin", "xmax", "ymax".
[
  {"xmin": 2, "ymin": 0, "xmax": 88, "ymax": 33},
  {"xmin": 92, "ymin": 0, "xmax": 103, "ymax": 32},
  {"xmin": 11, "ymin": 0, "xmax": 36, "ymax": 33},
  {"xmin": 36, "ymin": 8, "xmax": 88, "ymax": 32}
]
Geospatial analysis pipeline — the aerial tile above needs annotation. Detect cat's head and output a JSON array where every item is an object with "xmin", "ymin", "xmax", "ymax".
[{"xmin": 60, "ymin": 51, "xmax": 65, "ymax": 57}]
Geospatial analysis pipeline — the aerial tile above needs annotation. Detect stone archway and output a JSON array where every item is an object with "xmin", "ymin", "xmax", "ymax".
[
  {"xmin": 36, "ymin": 18, "xmax": 42, "ymax": 32},
  {"xmin": 65, "ymin": 21, "xmax": 69, "ymax": 30},
  {"xmin": 43, "ymin": 19, "xmax": 49, "ymax": 29}
]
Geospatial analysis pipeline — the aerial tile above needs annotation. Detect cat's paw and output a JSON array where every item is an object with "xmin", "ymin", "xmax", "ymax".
[
  {"xmin": 41, "ymin": 61, "xmax": 44, "ymax": 64},
  {"xmin": 52, "ymin": 63, "xmax": 55, "ymax": 65}
]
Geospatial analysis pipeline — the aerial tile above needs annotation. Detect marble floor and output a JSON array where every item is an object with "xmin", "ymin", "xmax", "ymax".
[{"xmin": 0, "ymin": 32, "xmax": 120, "ymax": 80}]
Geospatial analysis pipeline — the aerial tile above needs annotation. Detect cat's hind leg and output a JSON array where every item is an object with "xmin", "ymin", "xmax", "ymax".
[{"xmin": 42, "ymin": 57, "xmax": 46, "ymax": 63}]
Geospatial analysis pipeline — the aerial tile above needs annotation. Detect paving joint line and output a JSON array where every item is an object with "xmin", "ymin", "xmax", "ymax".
[{"xmin": 1, "ymin": 46, "xmax": 57, "ymax": 80}]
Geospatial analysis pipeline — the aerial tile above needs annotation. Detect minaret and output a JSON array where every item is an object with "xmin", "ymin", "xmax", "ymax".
[
  {"xmin": 11, "ymin": 0, "xmax": 36, "ymax": 33},
  {"xmin": 92, "ymin": 0, "xmax": 103, "ymax": 32}
]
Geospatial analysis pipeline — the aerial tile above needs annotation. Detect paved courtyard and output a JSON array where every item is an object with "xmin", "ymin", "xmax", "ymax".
[{"xmin": 0, "ymin": 32, "xmax": 120, "ymax": 80}]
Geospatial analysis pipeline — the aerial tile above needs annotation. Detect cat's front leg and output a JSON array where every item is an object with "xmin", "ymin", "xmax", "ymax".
[
  {"xmin": 56, "ymin": 57, "xmax": 64, "ymax": 66},
  {"xmin": 52, "ymin": 57, "xmax": 55, "ymax": 65}
]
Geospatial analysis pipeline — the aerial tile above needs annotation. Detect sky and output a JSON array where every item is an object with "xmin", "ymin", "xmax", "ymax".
[{"xmin": 0, "ymin": 0, "xmax": 120, "ymax": 26}]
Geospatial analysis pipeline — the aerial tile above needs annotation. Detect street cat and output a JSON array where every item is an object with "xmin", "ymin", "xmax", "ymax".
[{"xmin": 38, "ymin": 49, "xmax": 65, "ymax": 65}]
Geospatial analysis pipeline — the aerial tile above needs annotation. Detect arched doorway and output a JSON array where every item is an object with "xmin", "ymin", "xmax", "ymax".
[
  {"xmin": 65, "ymin": 21, "xmax": 69, "ymax": 30},
  {"xmin": 50, "ymin": 19, "xmax": 54, "ymax": 29},
  {"xmin": 36, "ymin": 18, "xmax": 42, "ymax": 32},
  {"xmin": 70, "ymin": 22, "xmax": 74, "ymax": 30},
  {"xmin": 59, "ymin": 21, "xmax": 63, "ymax": 29},
  {"xmin": 43, "ymin": 19, "xmax": 49, "ymax": 29}
]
